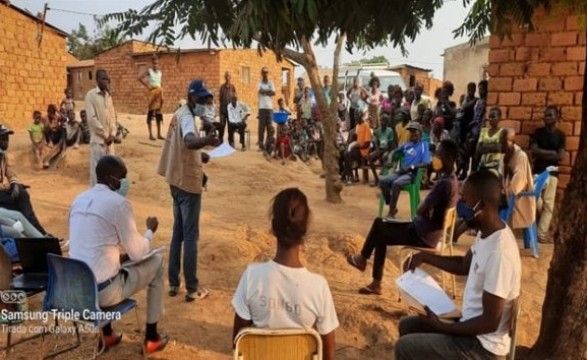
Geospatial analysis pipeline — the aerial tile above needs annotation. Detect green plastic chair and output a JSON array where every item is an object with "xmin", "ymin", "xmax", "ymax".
[{"xmin": 377, "ymin": 152, "xmax": 424, "ymax": 219}]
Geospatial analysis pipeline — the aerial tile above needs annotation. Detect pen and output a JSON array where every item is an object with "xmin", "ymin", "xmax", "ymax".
[{"xmin": 407, "ymin": 252, "xmax": 414, "ymax": 271}]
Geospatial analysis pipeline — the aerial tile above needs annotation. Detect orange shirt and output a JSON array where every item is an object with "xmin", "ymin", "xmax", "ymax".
[{"xmin": 356, "ymin": 122, "xmax": 372, "ymax": 158}]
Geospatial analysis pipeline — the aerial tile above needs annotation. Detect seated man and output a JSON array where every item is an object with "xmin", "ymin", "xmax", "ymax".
[
  {"xmin": 68, "ymin": 155, "xmax": 168, "ymax": 354},
  {"xmin": 368, "ymin": 114, "xmax": 395, "ymax": 186},
  {"xmin": 347, "ymin": 139, "xmax": 459, "ymax": 295},
  {"xmin": 0, "ymin": 207, "xmax": 46, "ymax": 238},
  {"xmin": 0, "ymin": 125, "xmax": 48, "ymax": 235},
  {"xmin": 343, "ymin": 111, "xmax": 371, "ymax": 185},
  {"xmin": 395, "ymin": 170, "xmax": 521, "ymax": 360},
  {"xmin": 379, "ymin": 121, "xmax": 431, "ymax": 218},
  {"xmin": 226, "ymin": 95, "xmax": 250, "ymax": 151},
  {"xmin": 501, "ymin": 128, "xmax": 535, "ymax": 230}
]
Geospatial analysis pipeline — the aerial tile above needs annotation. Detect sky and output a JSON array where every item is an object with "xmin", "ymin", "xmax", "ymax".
[{"xmin": 13, "ymin": 0, "xmax": 475, "ymax": 78}]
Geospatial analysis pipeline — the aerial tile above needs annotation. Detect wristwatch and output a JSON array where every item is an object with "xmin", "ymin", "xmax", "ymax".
[{"xmin": 410, "ymin": 165, "xmax": 415, "ymax": 171}]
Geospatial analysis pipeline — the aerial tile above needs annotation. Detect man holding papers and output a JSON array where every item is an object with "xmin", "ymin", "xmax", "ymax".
[
  {"xmin": 69, "ymin": 155, "xmax": 168, "ymax": 354},
  {"xmin": 347, "ymin": 139, "xmax": 459, "ymax": 295},
  {"xmin": 395, "ymin": 170, "xmax": 521, "ymax": 360}
]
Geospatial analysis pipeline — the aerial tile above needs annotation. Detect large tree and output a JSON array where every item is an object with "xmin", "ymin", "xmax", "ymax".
[
  {"xmin": 68, "ymin": 21, "xmax": 127, "ymax": 60},
  {"xmin": 100, "ymin": 0, "xmax": 445, "ymax": 203}
]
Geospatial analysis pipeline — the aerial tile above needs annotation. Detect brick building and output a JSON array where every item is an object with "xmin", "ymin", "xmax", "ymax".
[
  {"xmin": 90, "ymin": 40, "xmax": 295, "ymax": 115},
  {"xmin": 0, "ymin": 1, "xmax": 70, "ymax": 128},
  {"xmin": 388, "ymin": 64, "xmax": 442, "ymax": 97},
  {"xmin": 487, "ymin": 8, "xmax": 585, "ymax": 191},
  {"xmin": 67, "ymin": 59, "xmax": 95, "ymax": 100}
]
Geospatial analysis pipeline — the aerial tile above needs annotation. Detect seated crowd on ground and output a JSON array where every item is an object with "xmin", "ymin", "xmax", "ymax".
[{"xmin": 0, "ymin": 68, "xmax": 566, "ymax": 360}]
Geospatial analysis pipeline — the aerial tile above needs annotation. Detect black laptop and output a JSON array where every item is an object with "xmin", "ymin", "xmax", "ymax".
[{"xmin": 11, "ymin": 238, "xmax": 62, "ymax": 291}]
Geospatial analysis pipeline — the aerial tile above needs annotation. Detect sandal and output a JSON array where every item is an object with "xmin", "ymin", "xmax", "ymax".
[
  {"xmin": 346, "ymin": 254, "xmax": 366, "ymax": 272},
  {"xmin": 358, "ymin": 285, "xmax": 382, "ymax": 295}
]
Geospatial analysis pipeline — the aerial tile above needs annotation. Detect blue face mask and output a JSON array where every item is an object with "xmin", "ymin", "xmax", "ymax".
[
  {"xmin": 457, "ymin": 199, "xmax": 480, "ymax": 224},
  {"xmin": 192, "ymin": 104, "xmax": 205, "ymax": 117}
]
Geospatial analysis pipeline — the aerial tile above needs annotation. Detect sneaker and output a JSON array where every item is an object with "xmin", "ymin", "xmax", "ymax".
[
  {"xmin": 98, "ymin": 333, "xmax": 123, "ymax": 352},
  {"xmin": 185, "ymin": 287, "xmax": 210, "ymax": 302},
  {"xmin": 144, "ymin": 334, "xmax": 169, "ymax": 354},
  {"xmin": 168, "ymin": 286, "xmax": 179, "ymax": 297}
]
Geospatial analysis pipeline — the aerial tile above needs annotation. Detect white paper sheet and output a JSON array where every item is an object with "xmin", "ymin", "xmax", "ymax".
[
  {"xmin": 122, "ymin": 247, "xmax": 165, "ymax": 267},
  {"xmin": 395, "ymin": 268, "xmax": 457, "ymax": 316},
  {"xmin": 207, "ymin": 142, "xmax": 236, "ymax": 159}
]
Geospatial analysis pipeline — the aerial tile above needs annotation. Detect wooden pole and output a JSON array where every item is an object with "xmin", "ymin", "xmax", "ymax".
[{"xmin": 37, "ymin": 3, "xmax": 48, "ymax": 47}]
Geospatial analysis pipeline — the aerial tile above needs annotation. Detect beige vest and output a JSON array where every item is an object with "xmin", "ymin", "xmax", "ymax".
[{"xmin": 157, "ymin": 105, "xmax": 203, "ymax": 194}]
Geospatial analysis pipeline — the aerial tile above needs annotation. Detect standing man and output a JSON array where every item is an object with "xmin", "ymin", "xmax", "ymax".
[
  {"xmin": 456, "ymin": 82, "xmax": 478, "ymax": 179},
  {"xmin": 293, "ymin": 77, "xmax": 305, "ymax": 122},
  {"xmin": 466, "ymin": 80, "xmax": 488, "ymax": 176},
  {"xmin": 158, "ymin": 79, "xmax": 219, "ymax": 302},
  {"xmin": 257, "ymin": 67, "xmax": 276, "ymax": 153},
  {"xmin": 138, "ymin": 55, "xmax": 165, "ymax": 141},
  {"xmin": 85, "ymin": 69, "xmax": 119, "ymax": 187},
  {"xmin": 530, "ymin": 106, "xmax": 565, "ymax": 243},
  {"xmin": 219, "ymin": 71, "xmax": 237, "ymax": 144},
  {"xmin": 409, "ymin": 84, "xmax": 430, "ymax": 122},
  {"xmin": 322, "ymin": 75, "xmax": 332, "ymax": 105},
  {"xmin": 69, "ymin": 155, "xmax": 168, "ymax": 354}
]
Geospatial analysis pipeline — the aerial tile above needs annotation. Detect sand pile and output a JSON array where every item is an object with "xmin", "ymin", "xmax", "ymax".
[{"xmin": 1, "ymin": 114, "xmax": 553, "ymax": 359}]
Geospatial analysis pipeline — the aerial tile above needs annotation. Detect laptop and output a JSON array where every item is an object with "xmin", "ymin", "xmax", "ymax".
[{"xmin": 11, "ymin": 238, "xmax": 62, "ymax": 291}]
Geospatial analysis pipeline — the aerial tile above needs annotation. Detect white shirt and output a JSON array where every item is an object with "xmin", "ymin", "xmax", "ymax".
[
  {"xmin": 258, "ymin": 81, "xmax": 275, "ymax": 110},
  {"xmin": 232, "ymin": 261, "xmax": 339, "ymax": 335},
  {"xmin": 227, "ymin": 101, "xmax": 251, "ymax": 124},
  {"xmin": 176, "ymin": 106, "xmax": 196, "ymax": 138},
  {"xmin": 461, "ymin": 227, "xmax": 521, "ymax": 356},
  {"xmin": 69, "ymin": 184, "xmax": 153, "ymax": 283}
]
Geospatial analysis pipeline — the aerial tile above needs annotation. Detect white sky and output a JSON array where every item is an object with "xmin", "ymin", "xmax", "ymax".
[{"xmin": 13, "ymin": 0, "xmax": 475, "ymax": 78}]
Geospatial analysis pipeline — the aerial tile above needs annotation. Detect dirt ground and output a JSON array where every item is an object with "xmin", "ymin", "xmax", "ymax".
[{"xmin": 1, "ymin": 111, "xmax": 553, "ymax": 359}]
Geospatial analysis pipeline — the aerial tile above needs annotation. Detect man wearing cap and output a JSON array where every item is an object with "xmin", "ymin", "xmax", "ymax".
[
  {"xmin": 257, "ymin": 67, "xmax": 276, "ymax": 153},
  {"xmin": 380, "ymin": 121, "xmax": 431, "ymax": 218},
  {"xmin": 158, "ymin": 79, "xmax": 219, "ymax": 302},
  {"xmin": 0, "ymin": 125, "xmax": 48, "ymax": 235},
  {"xmin": 85, "ymin": 69, "xmax": 120, "ymax": 186}
]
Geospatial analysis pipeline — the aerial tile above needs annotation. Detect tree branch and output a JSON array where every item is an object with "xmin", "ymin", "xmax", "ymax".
[
  {"xmin": 330, "ymin": 32, "xmax": 346, "ymax": 115},
  {"xmin": 282, "ymin": 47, "xmax": 308, "ymax": 67}
]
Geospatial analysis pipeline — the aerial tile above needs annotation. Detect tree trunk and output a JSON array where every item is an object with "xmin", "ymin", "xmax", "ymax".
[
  {"xmin": 531, "ymin": 30, "xmax": 587, "ymax": 359},
  {"xmin": 299, "ymin": 37, "xmax": 344, "ymax": 203}
]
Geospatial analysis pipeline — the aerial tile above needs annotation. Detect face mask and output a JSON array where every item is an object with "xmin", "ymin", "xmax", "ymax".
[
  {"xmin": 116, "ymin": 178, "xmax": 130, "ymax": 197},
  {"xmin": 457, "ymin": 199, "xmax": 481, "ymax": 226},
  {"xmin": 192, "ymin": 104, "xmax": 205, "ymax": 117},
  {"xmin": 432, "ymin": 156, "xmax": 443, "ymax": 172}
]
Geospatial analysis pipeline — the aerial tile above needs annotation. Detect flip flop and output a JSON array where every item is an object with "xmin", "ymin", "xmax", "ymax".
[
  {"xmin": 346, "ymin": 254, "xmax": 366, "ymax": 272},
  {"xmin": 358, "ymin": 285, "xmax": 382, "ymax": 295}
]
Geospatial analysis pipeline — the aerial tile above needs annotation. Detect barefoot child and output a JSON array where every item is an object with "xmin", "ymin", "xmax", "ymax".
[{"xmin": 28, "ymin": 111, "xmax": 44, "ymax": 169}]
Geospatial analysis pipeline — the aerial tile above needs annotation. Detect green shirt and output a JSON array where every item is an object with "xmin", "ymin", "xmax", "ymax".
[
  {"xmin": 28, "ymin": 122, "xmax": 45, "ymax": 143},
  {"xmin": 375, "ymin": 127, "xmax": 394, "ymax": 150}
]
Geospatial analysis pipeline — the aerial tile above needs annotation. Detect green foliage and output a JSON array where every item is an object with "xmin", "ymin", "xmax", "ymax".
[
  {"xmin": 99, "ymin": 0, "xmax": 445, "ymax": 56},
  {"xmin": 67, "ymin": 21, "xmax": 128, "ymax": 60},
  {"xmin": 345, "ymin": 55, "xmax": 389, "ymax": 66}
]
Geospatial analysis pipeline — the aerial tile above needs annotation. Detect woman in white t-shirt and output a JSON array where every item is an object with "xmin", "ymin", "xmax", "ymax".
[{"xmin": 232, "ymin": 188, "xmax": 339, "ymax": 360}]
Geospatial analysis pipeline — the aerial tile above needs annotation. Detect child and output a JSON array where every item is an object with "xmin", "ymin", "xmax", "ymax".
[
  {"xmin": 64, "ymin": 110, "xmax": 81, "ymax": 149},
  {"xmin": 28, "ymin": 111, "xmax": 44, "ymax": 169},
  {"xmin": 277, "ymin": 98, "xmax": 291, "ymax": 115},
  {"xmin": 79, "ymin": 110, "xmax": 91, "ymax": 144},
  {"xmin": 59, "ymin": 88, "xmax": 75, "ymax": 115},
  {"xmin": 275, "ymin": 123, "xmax": 294, "ymax": 165}
]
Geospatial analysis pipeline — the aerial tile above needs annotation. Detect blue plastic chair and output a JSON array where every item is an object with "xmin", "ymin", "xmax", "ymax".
[
  {"xmin": 499, "ymin": 169, "xmax": 551, "ymax": 258},
  {"xmin": 42, "ymin": 254, "xmax": 141, "ymax": 359}
]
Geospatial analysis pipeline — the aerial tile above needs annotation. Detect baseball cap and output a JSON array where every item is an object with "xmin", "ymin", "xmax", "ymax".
[
  {"xmin": 0, "ymin": 125, "xmax": 14, "ymax": 136},
  {"xmin": 188, "ymin": 79, "xmax": 212, "ymax": 98},
  {"xmin": 406, "ymin": 121, "xmax": 423, "ymax": 132}
]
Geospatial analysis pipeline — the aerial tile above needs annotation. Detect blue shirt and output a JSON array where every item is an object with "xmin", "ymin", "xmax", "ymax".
[{"xmin": 398, "ymin": 140, "xmax": 431, "ymax": 167}]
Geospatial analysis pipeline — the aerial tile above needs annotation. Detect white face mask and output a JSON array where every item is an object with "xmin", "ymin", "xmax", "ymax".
[
  {"xmin": 116, "ymin": 178, "xmax": 130, "ymax": 197},
  {"xmin": 192, "ymin": 104, "xmax": 206, "ymax": 117}
]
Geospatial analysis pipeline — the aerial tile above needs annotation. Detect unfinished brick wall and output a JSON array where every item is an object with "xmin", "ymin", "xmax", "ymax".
[
  {"xmin": 487, "ymin": 8, "xmax": 585, "ymax": 191},
  {"xmin": 0, "ymin": 4, "xmax": 69, "ymax": 129},
  {"xmin": 68, "ymin": 64, "xmax": 95, "ymax": 101},
  {"xmin": 93, "ymin": 44, "xmax": 294, "ymax": 116}
]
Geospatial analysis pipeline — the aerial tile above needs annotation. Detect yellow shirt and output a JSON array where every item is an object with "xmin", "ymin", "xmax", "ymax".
[
  {"xmin": 395, "ymin": 123, "xmax": 410, "ymax": 147},
  {"xmin": 28, "ymin": 122, "xmax": 45, "ymax": 143}
]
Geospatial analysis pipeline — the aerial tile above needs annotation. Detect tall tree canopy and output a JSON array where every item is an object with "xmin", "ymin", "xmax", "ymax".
[
  {"xmin": 100, "ymin": 1, "xmax": 587, "ymax": 353},
  {"xmin": 345, "ymin": 55, "xmax": 389, "ymax": 66},
  {"xmin": 67, "ymin": 21, "xmax": 127, "ymax": 60}
]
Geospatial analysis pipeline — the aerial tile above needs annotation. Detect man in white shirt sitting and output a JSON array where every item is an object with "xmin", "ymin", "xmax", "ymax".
[
  {"xmin": 69, "ymin": 155, "xmax": 168, "ymax": 355},
  {"xmin": 396, "ymin": 169, "xmax": 521, "ymax": 360},
  {"xmin": 226, "ymin": 95, "xmax": 250, "ymax": 151}
]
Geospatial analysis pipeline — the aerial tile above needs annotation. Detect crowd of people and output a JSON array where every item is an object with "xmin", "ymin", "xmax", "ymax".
[{"xmin": 0, "ymin": 56, "xmax": 568, "ymax": 359}]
